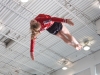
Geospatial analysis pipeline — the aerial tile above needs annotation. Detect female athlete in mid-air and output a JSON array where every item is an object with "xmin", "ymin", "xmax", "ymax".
[{"xmin": 30, "ymin": 14, "xmax": 82, "ymax": 60}]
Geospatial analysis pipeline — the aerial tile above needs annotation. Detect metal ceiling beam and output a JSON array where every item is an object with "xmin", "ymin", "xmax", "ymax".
[
  {"xmin": 12, "ymin": 0, "xmax": 37, "ymax": 16},
  {"xmin": 0, "ymin": 1, "xmax": 31, "ymax": 21},
  {"xmin": 52, "ymin": 0, "xmax": 97, "ymax": 34}
]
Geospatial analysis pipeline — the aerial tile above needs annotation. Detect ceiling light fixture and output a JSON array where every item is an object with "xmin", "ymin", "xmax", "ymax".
[
  {"xmin": 98, "ymin": 0, "xmax": 100, "ymax": 9},
  {"xmin": 0, "ymin": 21, "xmax": 3, "ymax": 30},
  {"xmin": 58, "ymin": 58, "xmax": 69, "ymax": 65},
  {"xmin": 0, "ymin": 25, "xmax": 3, "ymax": 30},
  {"xmin": 83, "ymin": 39, "xmax": 91, "ymax": 51},
  {"xmin": 83, "ymin": 45, "xmax": 90, "ymax": 51},
  {"xmin": 62, "ymin": 67, "xmax": 68, "ymax": 70},
  {"xmin": 58, "ymin": 58, "xmax": 72, "ymax": 70},
  {"xmin": 99, "ymin": 5, "xmax": 100, "ymax": 9},
  {"xmin": 20, "ymin": 0, "xmax": 29, "ymax": 2}
]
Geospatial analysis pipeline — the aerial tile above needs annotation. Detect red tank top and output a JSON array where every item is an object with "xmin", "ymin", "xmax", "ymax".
[{"xmin": 35, "ymin": 14, "xmax": 66, "ymax": 31}]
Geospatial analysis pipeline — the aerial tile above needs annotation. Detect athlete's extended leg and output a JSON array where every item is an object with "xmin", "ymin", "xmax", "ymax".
[
  {"xmin": 56, "ymin": 32, "xmax": 77, "ymax": 48},
  {"xmin": 59, "ymin": 24, "xmax": 82, "ymax": 50}
]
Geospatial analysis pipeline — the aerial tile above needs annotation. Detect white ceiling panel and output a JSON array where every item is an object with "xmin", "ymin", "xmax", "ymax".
[
  {"xmin": 35, "ymin": 54, "xmax": 57, "ymax": 69},
  {"xmin": 26, "ymin": 61, "xmax": 50, "ymax": 74},
  {"xmin": 39, "ymin": 34, "xmax": 60, "ymax": 48},
  {"xmin": 73, "ymin": 26, "xmax": 99, "ymax": 40},
  {"xmin": 1, "ymin": 58, "xmax": 12, "ymax": 64},
  {"xmin": 4, "ymin": 49, "xmax": 14, "ymax": 56},
  {"xmin": 43, "ymin": 50, "xmax": 62, "ymax": 60},
  {"xmin": 11, "ymin": 43, "xmax": 28, "ymax": 53},
  {"xmin": 70, "ymin": 0, "xmax": 95, "ymax": 11},
  {"xmin": 0, "ymin": 62, "xmax": 5, "ymax": 68},
  {"xmin": 67, "ymin": 51, "xmax": 86, "ymax": 62},
  {"xmin": 50, "ymin": 41, "xmax": 76, "ymax": 57},
  {"xmin": 0, "ymin": 45, "xmax": 7, "ymax": 54},
  {"xmin": 8, "ymin": 51, "xmax": 21, "ymax": 59},
  {"xmin": 74, "ymin": 68, "xmax": 91, "ymax": 75},
  {"xmin": 0, "ymin": 56, "xmax": 5, "ymax": 62},
  {"xmin": 96, "ymin": 63, "xmax": 100, "ymax": 75},
  {"xmin": 83, "ymin": 5, "xmax": 100, "ymax": 21},
  {"xmin": 16, "ymin": 55, "xmax": 30, "ymax": 63}
]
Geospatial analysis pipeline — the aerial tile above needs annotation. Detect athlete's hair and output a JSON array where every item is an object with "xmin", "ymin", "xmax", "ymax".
[{"xmin": 30, "ymin": 20, "xmax": 41, "ymax": 39}]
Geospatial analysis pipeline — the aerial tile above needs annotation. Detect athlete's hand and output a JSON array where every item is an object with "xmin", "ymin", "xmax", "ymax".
[
  {"xmin": 67, "ymin": 19, "xmax": 74, "ymax": 26},
  {"xmin": 30, "ymin": 52, "xmax": 34, "ymax": 60}
]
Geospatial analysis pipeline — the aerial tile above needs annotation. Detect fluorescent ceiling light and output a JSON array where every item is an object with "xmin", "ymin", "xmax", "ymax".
[
  {"xmin": 99, "ymin": 5, "xmax": 100, "ymax": 9},
  {"xmin": 62, "ymin": 67, "xmax": 68, "ymax": 70},
  {"xmin": 83, "ymin": 45, "xmax": 90, "ymax": 51},
  {"xmin": 0, "ymin": 25, "xmax": 3, "ymax": 30},
  {"xmin": 0, "ymin": 22, "xmax": 3, "ymax": 30},
  {"xmin": 20, "ymin": 0, "xmax": 29, "ymax": 2}
]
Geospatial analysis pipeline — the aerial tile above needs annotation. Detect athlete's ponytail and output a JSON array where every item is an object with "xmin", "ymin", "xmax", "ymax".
[{"xmin": 30, "ymin": 20, "xmax": 41, "ymax": 39}]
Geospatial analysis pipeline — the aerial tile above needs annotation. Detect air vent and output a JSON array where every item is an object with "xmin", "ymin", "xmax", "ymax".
[
  {"xmin": 4, "ymin": 38, "xmax": 14, "ymax": 48},
  {"xmin": 0, "ymin": 35, "xmax": 14, "ymax": 48},
  {"xmin": 58, "ymin": 58, "xmax": 72, "ymax": 66},
  {"xmin": 32, "ymin": 74, "xmax": 37, "ymax": 75},
  {"xmin": 98, "ymin": 34, "xmax": 100, "ymax": 36}
]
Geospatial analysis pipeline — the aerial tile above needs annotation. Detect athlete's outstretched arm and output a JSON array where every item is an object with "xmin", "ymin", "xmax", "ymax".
[
  {"xmin": 51, "ymin": 17, "xmax": 74, "ymax": 26},
  {"xmin": 35, "ymin": 14, "xmax": 74, "ymax": 26},
  {"xmin": 30, "ymin": 32, "xmax": 41, "ymax": 60},
  {"xmin": 30, "ymin": 38, "xmax": 36, "ymax": 60}
]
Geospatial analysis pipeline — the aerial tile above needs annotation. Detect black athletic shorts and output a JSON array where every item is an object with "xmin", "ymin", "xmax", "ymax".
[{"xmin": 46, "ymin": 22, "xmax": 62, "ymax": 35}]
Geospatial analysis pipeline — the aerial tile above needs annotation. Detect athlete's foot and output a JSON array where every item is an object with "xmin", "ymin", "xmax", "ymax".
[
  {"xmin": 70, "ymin": 42, "xmax": 82, "ymax": 50},
  {"xmin": 75, "ymin": 44, "xmax": 82, "ymax": 50}
]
